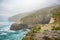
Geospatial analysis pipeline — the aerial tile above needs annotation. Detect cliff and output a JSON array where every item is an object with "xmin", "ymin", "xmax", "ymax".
[
  {"xmin": 22, "ymin": 5, "xmax": 60, "ymax": 40},
  {"xmin": 10, "ymin": 5, "xmax": 60, "ymax": 31}
]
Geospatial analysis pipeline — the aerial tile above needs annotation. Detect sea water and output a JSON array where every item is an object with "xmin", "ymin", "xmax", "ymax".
[{"xmin": 0, "ymin": 16, "xmax": 28, "ymax": 40}]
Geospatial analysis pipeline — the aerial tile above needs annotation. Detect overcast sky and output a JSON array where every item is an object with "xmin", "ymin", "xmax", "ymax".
[{"xmin": 0, "ymin": 0, "xmax": 60, "ymax": 17}]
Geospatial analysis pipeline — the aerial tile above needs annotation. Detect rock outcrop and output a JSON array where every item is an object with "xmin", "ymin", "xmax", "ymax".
[{"xmin": 10, "ymin": 23, "xmax": 28, "ymax": 31}]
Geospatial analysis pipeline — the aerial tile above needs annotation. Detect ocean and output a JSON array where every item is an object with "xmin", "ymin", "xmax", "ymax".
[{"xmin": 0, "ymin": 16, "xmax": 28, "ymax": 40}]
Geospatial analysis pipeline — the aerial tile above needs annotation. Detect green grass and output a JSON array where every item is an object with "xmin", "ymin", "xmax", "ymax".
[{"xmin": 52, "ymin": 27, "xmax": 60, "ymax": 30}]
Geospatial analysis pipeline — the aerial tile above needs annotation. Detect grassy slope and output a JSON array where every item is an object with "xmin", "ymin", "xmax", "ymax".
[{"xmin": 22, "ymin": 6, "xmax": 60, "ymax": 40}]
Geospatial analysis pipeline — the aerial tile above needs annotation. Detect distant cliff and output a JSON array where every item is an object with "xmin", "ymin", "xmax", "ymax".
[
  {"xmin": 10, "ymin": 5, "xmax": 60, "ymax": 31},
  {"xmin": 8, "ymin": 13, "xmax": 30, "ymax": 22}
]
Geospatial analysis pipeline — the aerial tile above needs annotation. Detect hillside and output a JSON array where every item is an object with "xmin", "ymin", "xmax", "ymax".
[{"xmin": 22, "ymin": 5, "xmax": 60, "ymax": 40}]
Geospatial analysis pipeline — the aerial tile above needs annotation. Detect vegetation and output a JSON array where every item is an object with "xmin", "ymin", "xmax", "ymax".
[
  {"xmin": 43, "ymin": 36, "xmax": 52, "ymax": 40},
  {"xmin": 52, "ymin": 26, "xmax": 60, "ymax": 30},
  {"xmin": 31, "ymin": 25, "xmax": 41, "ymax": 33}
]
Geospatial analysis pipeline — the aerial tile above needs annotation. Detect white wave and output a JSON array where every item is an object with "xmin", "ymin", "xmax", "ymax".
[{"xmin": 0, "ymin": 32, "xmax": 7, "ymax": 35}]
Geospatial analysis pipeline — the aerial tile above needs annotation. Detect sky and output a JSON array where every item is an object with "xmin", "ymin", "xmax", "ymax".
[{"xmin": 0, "ymin": 0, "xmax": 60, "ymax": 17}]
